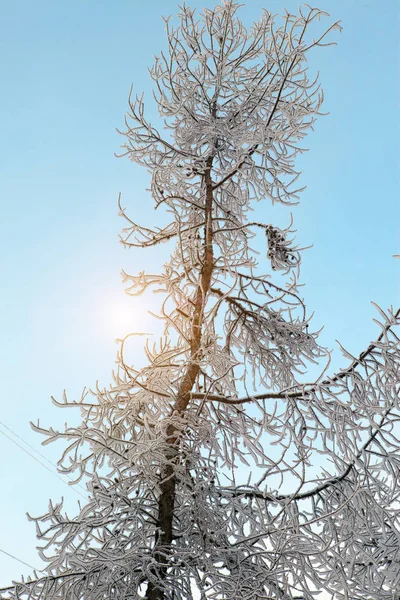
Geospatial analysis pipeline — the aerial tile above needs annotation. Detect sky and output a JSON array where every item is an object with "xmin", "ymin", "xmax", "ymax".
[{"xmin": 0, "ymin": 0, "xmax": 399, "ymax": 590}]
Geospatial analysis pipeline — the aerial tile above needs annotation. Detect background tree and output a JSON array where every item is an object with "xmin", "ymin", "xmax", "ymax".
[{"xmin": 1, "ymin": 2, "xmax": 400, "ymax": 599}]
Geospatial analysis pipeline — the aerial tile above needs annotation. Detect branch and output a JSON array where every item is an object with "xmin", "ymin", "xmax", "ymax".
[
  {"xmin": 219, "ymin": 405, "xmax": 393, "ymax": 503},
  {"xmin": 192, "ymin": 307, "xmax": 400, "ymax": 405}
]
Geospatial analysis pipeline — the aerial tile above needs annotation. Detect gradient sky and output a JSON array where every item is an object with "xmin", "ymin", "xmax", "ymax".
[{"xmin": 0, "ymin": 0, "xmax": 399, "ymax": 588}]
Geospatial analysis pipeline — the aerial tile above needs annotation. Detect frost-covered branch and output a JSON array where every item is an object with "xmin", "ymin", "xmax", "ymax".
[{"xmin": 5, "ymin": 3, "xmax": 400, "ymax": 600}]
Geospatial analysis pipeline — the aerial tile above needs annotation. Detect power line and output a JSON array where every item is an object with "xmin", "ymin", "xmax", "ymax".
[
  {"xmin": 0, "ymin": 422, "xmax": 87, "ymax": 500},
  {"xmin": 6, "ymin": 421, "xmax": 88, "ymax": 494},
  {"xmin": 0, "ymin": 547, "xmax": 43, "ymax": 573},
  {"xmin": 0, "ymin": 421, "xmax": 87, "ymax": 587},
  {"xmin": 0, "ymin": 420, "xmax": 87, "ymax": 493}
]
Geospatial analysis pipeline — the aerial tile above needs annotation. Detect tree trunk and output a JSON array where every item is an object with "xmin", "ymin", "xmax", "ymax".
[{"xmin": 145, "ymin": 163, "xmax": 214, "ymax": 600}]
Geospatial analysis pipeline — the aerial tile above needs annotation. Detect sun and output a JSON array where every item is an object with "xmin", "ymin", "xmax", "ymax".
[
  {"xmin": 94, "ymin": 293, "xmax": 155, "ymax": 342},
  {"xmin": 107, "ymin": 302, "xmax": 152, "ymax": 339}
]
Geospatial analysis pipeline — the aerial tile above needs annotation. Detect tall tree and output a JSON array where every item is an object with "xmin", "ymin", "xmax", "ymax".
[{"xmin": 2, "ymin": 2, "xmax": 400, "ymax": 599}]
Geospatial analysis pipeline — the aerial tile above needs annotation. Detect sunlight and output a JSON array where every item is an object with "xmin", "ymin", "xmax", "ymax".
[
  {"xmin": 108, "ymin": 303, "xmax": 150, "ymax": 338},
  {"xmin": 95, "ymin": 296, "xmax": 155, "ymax": 342}
]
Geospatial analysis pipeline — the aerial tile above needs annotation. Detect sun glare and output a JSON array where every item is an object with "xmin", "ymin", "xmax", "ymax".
[{"xmin": 107, "ymin": 302, "xmax": 152, "ymax": 339}]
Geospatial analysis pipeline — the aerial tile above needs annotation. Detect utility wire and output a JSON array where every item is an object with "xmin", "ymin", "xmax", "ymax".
[
  {"xmin": 0, "ymin": 421, "xmax": 87, "ymax": 586},
  {"xmin": 0, "ymin": 420, "xmax": 87, "ymax": 493},
  {"xmin": 0, "ymin": 421, "xmax": 88, "ymax": 494},
  {"xmin": 0, "ymin": 547, "xmax": 43, "ymax": 573},
  {"xmin": 0, "ymin": 422, "xmax": 86, "ymax": 584},
  {"xmin": 0, "ymin": 422, "xmax": 87, "ymax": 500}
]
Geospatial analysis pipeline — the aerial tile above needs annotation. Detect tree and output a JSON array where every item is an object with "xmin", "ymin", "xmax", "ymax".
[{"xmin": 1, "ymin": 2, "xmax": 399, "ymax": 599}]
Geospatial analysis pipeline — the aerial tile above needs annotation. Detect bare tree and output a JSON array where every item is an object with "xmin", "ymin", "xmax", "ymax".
[{"xmin": 2, "ymin": 2, "xmax": 400, "ymax": 600}]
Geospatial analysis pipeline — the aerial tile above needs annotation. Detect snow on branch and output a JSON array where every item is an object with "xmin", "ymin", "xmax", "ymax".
[{"xmin": 5, "ymin": 4, "xmax": 400, "ymax": 600}]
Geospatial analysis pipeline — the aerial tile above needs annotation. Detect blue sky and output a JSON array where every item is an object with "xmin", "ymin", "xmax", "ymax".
[{"xmin": 0, "ymin": 0, "xmax": 399, "ymax": 586}]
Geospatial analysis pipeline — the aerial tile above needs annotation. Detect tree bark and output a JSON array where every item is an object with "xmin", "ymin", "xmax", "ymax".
[{"xmin": 145, "ymin": 161, "xmax": 214, "ymax": 600}]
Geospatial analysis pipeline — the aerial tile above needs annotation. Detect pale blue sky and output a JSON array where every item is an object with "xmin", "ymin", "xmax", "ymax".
[{"xmin": 0, "ymin": 0, "xmax": 399, "ymax": 586}]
